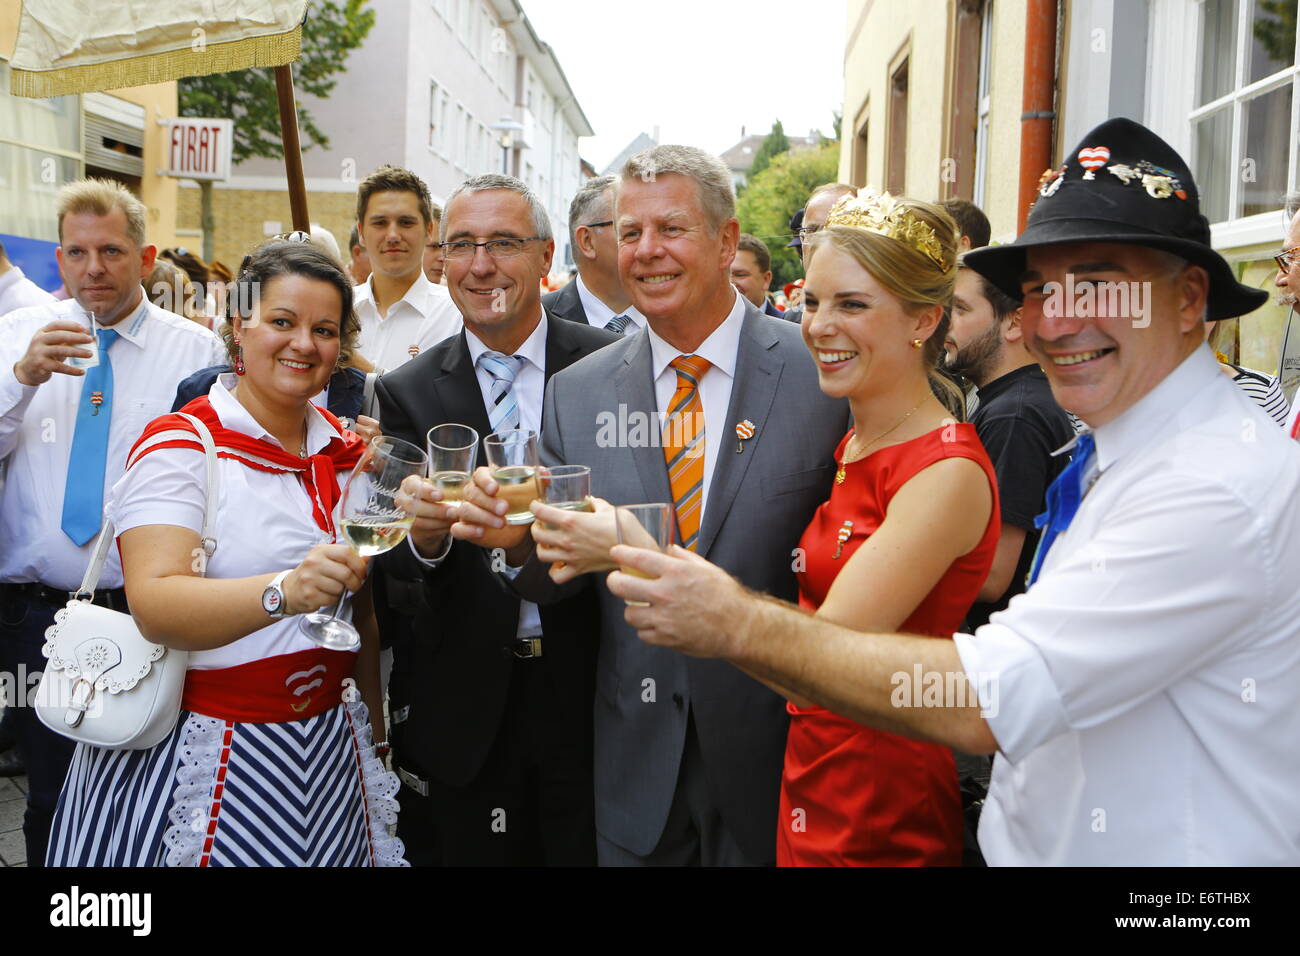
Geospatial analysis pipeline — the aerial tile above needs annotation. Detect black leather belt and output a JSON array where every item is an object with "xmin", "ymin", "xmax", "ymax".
[{"xmin": 0, "ymin": 582, "xmax": 129, "ymax": 613}]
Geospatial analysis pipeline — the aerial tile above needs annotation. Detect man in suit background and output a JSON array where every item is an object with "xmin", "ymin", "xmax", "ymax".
[
  {"xmin": 731, "ymin": 233, "xmax": 784, "ymax": 318},
  {"xmin": 454, "ymin": 146, "xmax": 849, "ymax": 865},
  {"xmin": 543, "ymin": 175, "xmax": 644, "ymax": 336},
  {"xmin": 379, "ymin": 174, "xmax": 617, "ymax": 865}
]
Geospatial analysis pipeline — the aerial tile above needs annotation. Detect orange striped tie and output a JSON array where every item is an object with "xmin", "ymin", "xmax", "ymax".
[{"xmin": 663, "ymin": 354, "xmax": 711, "ymax": 550}]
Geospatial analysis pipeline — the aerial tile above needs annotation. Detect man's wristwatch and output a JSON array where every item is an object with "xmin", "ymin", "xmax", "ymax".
[{"xmin": 262, "ymin": 570, "xmax": 293, "ymax": 619}]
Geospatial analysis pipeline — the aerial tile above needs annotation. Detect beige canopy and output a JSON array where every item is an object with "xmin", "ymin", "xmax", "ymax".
[{"xmin": 8, "ymin": 0, "xmax": 308, "ymax": 98}]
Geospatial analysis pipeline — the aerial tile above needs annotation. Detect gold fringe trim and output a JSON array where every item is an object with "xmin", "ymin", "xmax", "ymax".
[{"xmin": 9, "ymin": 28, "xmax": 301, "ymax": 99}]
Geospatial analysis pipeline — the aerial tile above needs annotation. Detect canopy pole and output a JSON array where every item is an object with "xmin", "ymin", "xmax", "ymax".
[{"xmin": 275, "ymin": 64, "xmax": 310, "ymax": 232}]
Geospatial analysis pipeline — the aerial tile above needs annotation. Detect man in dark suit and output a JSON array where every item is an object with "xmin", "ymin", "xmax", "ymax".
[
  {"xmin": 731, "ymin": 233, "xmax": 784, "ymax": 318},
  {"xmin": 543, "ymin": 176, "xmax": 644, "ymax": 336},
  {"xmin": 379, "ymin": 174, "xmax": 618, "ymax": 865},
  {"xmin": 454, "ymin": 146, "xmax": 849, "ymax": 865}
]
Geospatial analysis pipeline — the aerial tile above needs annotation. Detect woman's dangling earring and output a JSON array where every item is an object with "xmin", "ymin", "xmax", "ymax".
[
  {"xmin": 234, "ymin": 339, "xmax": 246, "ymax": 375},
  {"xmin": 911, "ymin": 338, "xmax": 924, "ymax": 350}
]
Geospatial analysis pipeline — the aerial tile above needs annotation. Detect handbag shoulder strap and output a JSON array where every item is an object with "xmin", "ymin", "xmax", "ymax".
[{"xmin": 76, "ymin": 413, "xmax": 221, "ymax": 598}]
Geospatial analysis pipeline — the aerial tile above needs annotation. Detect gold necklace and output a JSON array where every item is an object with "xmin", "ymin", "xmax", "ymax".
[{"xmin": 835, "ymin": 398, "xmax": 926, "ymax": 484}]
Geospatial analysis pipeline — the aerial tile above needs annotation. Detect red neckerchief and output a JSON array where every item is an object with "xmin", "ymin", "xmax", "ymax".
[{"xmin": 127, "ymin": 395, "xmax": 366, "ymax": 535}]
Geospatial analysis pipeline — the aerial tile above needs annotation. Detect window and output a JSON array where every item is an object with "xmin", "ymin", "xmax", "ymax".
[
  {"xmin": 887, "ymin": 54, "xmax": 910, "ymax": 195},
  {"xmin": 973, "ymin": 2, "xmax": 994, "ymax": 208},
  {"xmin": 428, "ymin": 80, "xmax": 441, "ymax": 150},
  {"xmin": 1192, "ymin": 0, "xmax": 1298, "ymax": 222},
  {"xmin": 454, "ymin": 103, "xmax": 465, "ymax": 167}
]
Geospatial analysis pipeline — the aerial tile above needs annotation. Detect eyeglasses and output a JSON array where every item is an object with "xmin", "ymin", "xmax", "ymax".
[
  {"xmin": 440, "ymin": 237, "xmax": 546, "ymax": 259},
  {"xmin": 798, "ymin": 225, "xmax": 823, "ymax": 241},
  {"xmin": 582, "ymin": 220, "xmax": 614, "ymax": 229},
  {"xmin": 1275, "ymin": 245, "xmax": 1300, "ymax": 272}
]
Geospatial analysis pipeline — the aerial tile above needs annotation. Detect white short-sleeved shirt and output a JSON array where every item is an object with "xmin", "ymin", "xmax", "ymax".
[
  {"xmin": 0, "ymin": 294, "xmax": 223, "ymax": 589},
  {"xmin": 107, "ymin": 375, "xmax": 354, "ymax": 670},
  {"xmin": 955, "ymin": 345, "xmax": 1300, "ymax": 865},
  {"xmin": 353, "ymin": 271, "xmax": 462, "ymax": 372}
]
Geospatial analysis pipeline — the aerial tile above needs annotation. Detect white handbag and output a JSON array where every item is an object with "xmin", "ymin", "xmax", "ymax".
[{"xmin": 34, "ymin": 412, "xmax": 220, "ymax": 750}]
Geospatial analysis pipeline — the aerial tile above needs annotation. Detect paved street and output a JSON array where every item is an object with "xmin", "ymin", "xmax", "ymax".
[{"xmin": 0, "ymin": 704, "xmax": 26, "ymax": 866}]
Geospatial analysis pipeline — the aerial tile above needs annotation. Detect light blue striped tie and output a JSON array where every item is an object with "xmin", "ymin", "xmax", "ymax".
[
  {"xmin": 605, "ymin": 314, "xmax": 631, "ymax": 335},
  {"xmin": 478, "ymin": 351, "xmax": 523, "ymax": 433},
  {"xmin": 61, "ymin": 328, "xmax": 119, "ymax": 546}
]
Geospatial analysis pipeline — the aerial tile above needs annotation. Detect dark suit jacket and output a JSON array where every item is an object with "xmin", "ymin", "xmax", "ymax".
[
  {"xmin": 172, "ymin": 364, "xmax": 366, "ymax": 421},
  {"xmin": 375, "ymin": 314, "xmax": 619, "ymax": 787},
  {"xmin": 509, "ymin": 303, "xmax": 851, "ymax": 861},
  {"xmin": 762, "ymin": 300, "xmax": 785, "ymax": 319},
  {"xmin": 541, "ymin": 280, "xmax": 588, "ymax": 326}
]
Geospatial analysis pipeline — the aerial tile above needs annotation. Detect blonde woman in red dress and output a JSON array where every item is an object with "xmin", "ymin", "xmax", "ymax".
[{"xmin": 773, "ymin": 193, "xmax": 999, "ymax": 865}]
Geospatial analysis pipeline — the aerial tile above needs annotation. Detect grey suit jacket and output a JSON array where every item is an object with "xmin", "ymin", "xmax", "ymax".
[
  {"xmin": 513, "ymin": 301, "xmax": 850, "ymax": 860},
  {"xmin": 541, "ymin": 280, "xmax": 588, "ymax": 326}
]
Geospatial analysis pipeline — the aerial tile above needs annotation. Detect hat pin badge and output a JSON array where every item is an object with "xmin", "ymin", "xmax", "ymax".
[
  {"xmin": 735, "ymin": 418, "xmax": 756, "ymax": 453},
  {"xmin": 1077, "ymin": 146, "xmax": 1110, "ymax": 180}
]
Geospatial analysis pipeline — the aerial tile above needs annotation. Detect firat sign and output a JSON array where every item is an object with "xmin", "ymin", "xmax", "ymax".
[{"xmin": 163, "ymin": 118, "xmax": 233, "ymax": 181}]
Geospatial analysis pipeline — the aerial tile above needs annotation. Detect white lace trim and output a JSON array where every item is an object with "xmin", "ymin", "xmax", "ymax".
[
  {"xmin": 345, "ymin": 696, "xmax": 409, "ymax": 867},
  {"xmin": 162, "ymin": 713, "xmax": 226, "ymax": 867}
]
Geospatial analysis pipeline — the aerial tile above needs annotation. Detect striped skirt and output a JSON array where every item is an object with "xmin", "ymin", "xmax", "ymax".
[{"xmin": 47, "ymin": 699, "xmax": 406, "ymax": 867}]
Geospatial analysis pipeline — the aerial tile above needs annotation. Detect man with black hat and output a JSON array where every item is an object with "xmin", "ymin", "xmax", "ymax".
[{"xmin": 602, "ymin": 118, "xmax": 1300, "ymax": 865}]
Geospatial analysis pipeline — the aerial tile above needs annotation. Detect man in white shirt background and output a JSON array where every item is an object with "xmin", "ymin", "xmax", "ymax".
[
  {"xmin": 422, "ymin": 202, "xmax": 446, "ymax": 286},
  {"xmin": 351, "ymin": 165, "xmax": 462, "ymax": 373},
  {"xmin": 542, "ymin": 175, "xmax": 645, "ymax": 336},
  {"xmin": 0, "ymin": 240, "xmax": 55, "ymax": 318},
  {"xmin": 605, "ymin": 119, "xmax": 1300, "ymax": 866},
  {"xmin": 0, "ymin": 178, "xmax": 220, "ymax": 866}
]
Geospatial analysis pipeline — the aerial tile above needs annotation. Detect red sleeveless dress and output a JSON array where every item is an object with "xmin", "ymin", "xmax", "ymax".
[{"xmin": 776, "ymin": 424, "xmax": 999, "ymax": 866}]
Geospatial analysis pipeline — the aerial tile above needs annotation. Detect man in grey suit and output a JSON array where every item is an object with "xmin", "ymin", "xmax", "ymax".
[
  {"xmin": 543, "ymin": 176, "xmax": 645, "ymax": 336},
  {"xmin": 453, "ymin": 145, "xmax": 849, "ymax": 865}
]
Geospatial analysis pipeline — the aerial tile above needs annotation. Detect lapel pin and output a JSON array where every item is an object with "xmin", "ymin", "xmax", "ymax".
[
  {"xmin": 833, "ymin": 520, "xmax": 853, "ymax": 560},
  {"xmin": 735, "ymin": 419, "xmax": 755, "ymax": 453}
]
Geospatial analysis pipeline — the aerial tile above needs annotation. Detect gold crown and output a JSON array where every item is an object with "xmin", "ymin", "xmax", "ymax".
[{"xmin": 824, "ymin": 191, "xmax": 946, "ymax": 268}]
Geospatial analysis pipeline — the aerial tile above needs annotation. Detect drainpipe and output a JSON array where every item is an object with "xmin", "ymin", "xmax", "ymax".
[{"xmin": 1018, "ymin": 0, "xmax": 1060, "ymax": 230}]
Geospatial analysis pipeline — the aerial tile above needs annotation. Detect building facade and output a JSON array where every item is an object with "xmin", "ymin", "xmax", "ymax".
[
  {"xmin": 840, "ymin": 0, "xmax": 1295, "ymax": 379},
  {"xmin": 0, "ymin": 5, "xmax": 181, "ymax": 293},
  {"xmin": 181, "ymin": 0, "xmax": 592, "ymax": 274}
]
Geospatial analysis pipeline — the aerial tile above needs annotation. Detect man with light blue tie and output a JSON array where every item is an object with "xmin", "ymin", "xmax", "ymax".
[
  {"xmin": 543, "ymin": 176, "xmax": 645, "ymax": 336},
  {"xmin": 0, "ymin": 178, "xmax": 219, "ymax": 866}
]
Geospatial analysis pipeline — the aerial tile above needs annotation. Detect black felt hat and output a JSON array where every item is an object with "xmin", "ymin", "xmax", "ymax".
[
  {"xmin": 963, "ymin": 118, "xmax": 1268, "ymax": 321},
  {"xmin": 786, "ymin": 208, "xmax": 804, "ymax": 249}
]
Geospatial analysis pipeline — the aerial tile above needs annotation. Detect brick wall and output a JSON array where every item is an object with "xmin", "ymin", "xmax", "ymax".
[{"xmin": 176, "ymin": 186, "xmax": 358, "ymax": 273}]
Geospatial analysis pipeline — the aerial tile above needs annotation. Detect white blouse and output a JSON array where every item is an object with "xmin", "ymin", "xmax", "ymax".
[{"xmin": 106, "ymin": 374, "xmax": 355, "ymax": 670}]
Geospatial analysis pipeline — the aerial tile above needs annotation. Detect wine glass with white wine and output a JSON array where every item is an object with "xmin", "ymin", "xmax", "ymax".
[{"xmin": 299, "ymin": 435, "xmax": 428, "ymax": 650}]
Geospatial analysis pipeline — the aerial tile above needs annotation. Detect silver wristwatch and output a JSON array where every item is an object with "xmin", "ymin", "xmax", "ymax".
[{"xmin": 261, "ymin": 570, "xmax": 293, "ymax": 619}]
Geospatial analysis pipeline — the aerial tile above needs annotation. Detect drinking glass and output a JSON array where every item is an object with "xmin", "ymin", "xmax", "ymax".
[
  {"xmin": 613, "ymin": 503, "xmax": 676, "ymax": 606},
  {"xmin": 539, "ymin": 465, "xmax": 592, "ymax": 516},
  {"xmin": 426, "ymin": 423, "xmax": 479, "ymax": 502},
  {"xmin": 484, "ymin": 429, "xmax": 541, "ymax": 525},
  {"xmin": 300, "ymin": 436, "xmax": 428, "ymax": 650}
]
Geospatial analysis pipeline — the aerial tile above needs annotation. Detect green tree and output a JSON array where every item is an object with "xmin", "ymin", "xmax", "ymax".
[
  {"xmin": 178, "ymin": 0, "xmax": 375, "ymax": 258},
  {"xmin": 737, "ymin": 142, "xmax": 841, "ymax": 293},
  {"xmin": 748, "ymin": 120, "xmax": 791, "ymax": 182}
]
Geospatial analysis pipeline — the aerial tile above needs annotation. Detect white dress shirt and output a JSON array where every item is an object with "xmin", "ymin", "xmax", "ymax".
[
  {"xmin": 954, "ymin": 345, "xmax": 1300, "ymax": 865},
  {"xmin": 107, "ymin": 375, "xmax": 354, "ymax": 669},
  {"xmin": 0, "ymin": 264, "xmax": 55, "ymax": 317},
  {"xmin": 463, "ymin": 312, "xmax": 549, "ymax": 639},
  {"xmin": 0, "ymin": 294, "xmax": 223, "ymax": 590},
  {"xmin": 353, "ymin": 271, "xmax": 462, "ymax": 372},
  {"xmin": 574, "ymin": 274, "xmax": 645, "ymax": 333},
  {"xmin": 645, "ymin": 289, "xmax": 747, "ymax": 528}
]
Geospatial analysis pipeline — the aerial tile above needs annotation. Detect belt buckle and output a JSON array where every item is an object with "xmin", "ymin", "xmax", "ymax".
[
  {"xmin": 397, "ymin": 767, "xmax": 429, "ymax": 797},
  {"xmin": 513, "ymin": 637, "xmax": 542, "ymax": 659}
]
